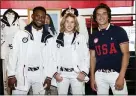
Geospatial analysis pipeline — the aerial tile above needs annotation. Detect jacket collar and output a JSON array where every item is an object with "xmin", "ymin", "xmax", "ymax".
[
  {"xmin": 24, "ymin": 22, "xmax": 52, "ymax": 43},
  {"xmin": 1, "ymin": 18, "xmax": 10, "ymax": 27},
  {"xmin": 1, "ymin": 17, "xmax": 19, "ymax": 27},
  {"xmin": 56, "ymin": 31, "xmax": 79, "ymax": 47}
]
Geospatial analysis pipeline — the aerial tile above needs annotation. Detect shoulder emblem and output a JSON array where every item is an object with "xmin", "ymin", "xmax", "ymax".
[
  {"xmin": 94, "ymin": 38, "xmax": 98, "ymax": 43},
  {"xmin": 22, "ymin": 37, "xmax": 28, "ymax": 43},
  {"xmin": 2, "ymin": 24, "xmax": 5, "ymax": 29}
]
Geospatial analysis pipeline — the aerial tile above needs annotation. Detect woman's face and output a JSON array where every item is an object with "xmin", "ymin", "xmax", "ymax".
[
  {"xmin": 45, "ymin": 15, "xmax": 50, "ymax": 24},
  {"xmin": 64, "ymin": 16, "xmax": 75, "ymax": 33}
]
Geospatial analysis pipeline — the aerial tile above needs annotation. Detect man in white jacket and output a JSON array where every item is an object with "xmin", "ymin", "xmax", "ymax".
[
  {"xmin": 0, "ymin": 8, "xmax": 26, "ymax": 94},
  {"xmin": 7, "ymin": 6, "xmax": 55, "ymax": 95}
]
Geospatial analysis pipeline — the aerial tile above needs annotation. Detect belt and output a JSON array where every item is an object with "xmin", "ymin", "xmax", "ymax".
[
  {"xmin": 60, "ymin": 67, "xmax": 74, "ymax": 72},
  {"xmin": 97, "ymin": 69, "xmax": 115, "ymax": 73},
  {"xmin": 28, "ymin": 67, "xmax": 39, "ymax": 71}
]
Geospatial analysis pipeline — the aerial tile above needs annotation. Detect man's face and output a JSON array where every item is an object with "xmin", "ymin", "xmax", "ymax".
[
  {"xmin": 96, "ymin": 8, "xmax": 109, "ymax": 26},
  {"xmin": 32, "ymin": 10, "xmax": 46, "ymax": 29},
  {"xmin": 64, "ymin": 16, "xmax": 75, "ymax": 33},
  {"xmin": 6, "ymin": 12, "xmax": 15, "ymax": 19}
]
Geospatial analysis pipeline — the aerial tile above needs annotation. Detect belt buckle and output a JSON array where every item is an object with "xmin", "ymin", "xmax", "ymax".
[
  {"xmin": 66, "ymin": 68, "xmax": 72, "ymax": 72},
  {"xmin": 68, "ymin": 68, "xmax": 71, "ymax": 72},
  {"xmin": 63, "ymin": 67, "xmax": 73, "ymax": 72},
  {"xmin": 111, "ymin": 69, "xmax": 115, "ymax": 72},
  {"xmin": 28, "ymin": 67, "xmax": 39, "ymax": 71},
  {"xmin": 105, "ymin": 69, "xmax": 110, "ymax": 73},
  {"xmin": 31, "ymin": 68, "xmax": 34, "ymax": 71},
  {"xmin": 107, "ymin": 69, "xmax": 110, "ymax": 73},
  {"xmin": 102, "ymin": 69, "xmax": 108, "ymax": 73},
  {"xmin": 102, "ymin": 69, "xmax": 106, "ymax": 73}
]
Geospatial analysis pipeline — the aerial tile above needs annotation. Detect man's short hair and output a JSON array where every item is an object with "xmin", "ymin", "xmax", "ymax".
[{"xmin": 33, "ymin": 6, "xmax": 46, "ymax": 14}]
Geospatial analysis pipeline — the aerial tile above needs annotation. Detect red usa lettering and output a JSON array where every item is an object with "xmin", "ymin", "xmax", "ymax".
[{"xmin": 95, "ymin": 43, "xmax": 117, "ymax": 56}]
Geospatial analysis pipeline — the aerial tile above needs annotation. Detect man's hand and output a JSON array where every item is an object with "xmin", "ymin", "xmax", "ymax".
[
  {"xmin": 115, "ymin": 76, "xmax": 124, "ymax": 90},
  {"xmin": 77, "ymin": 72, "xmax": 85, "ymax": 82},
  {"xmin": 8, "ymin": 76, "xmax": 17, "ymax": 90},
  {"xmin": 54, "ymin": 73, "xmax": 63, "ymax": 82},
  {"xmin": 90, "ymin": 78, "xmax": 97, "ymax": 92},
  {"xmin": 43, "ymin": 78, "xmax": 51, "ymax": 91}
]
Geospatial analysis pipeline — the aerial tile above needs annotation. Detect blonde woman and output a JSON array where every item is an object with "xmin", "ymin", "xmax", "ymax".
[{"xmin": 51, "ymin": 13, "xmax": 90, "ymax": 95}]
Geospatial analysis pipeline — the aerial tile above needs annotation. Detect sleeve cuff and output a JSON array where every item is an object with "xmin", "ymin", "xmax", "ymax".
[
  {"xmin": 81, "ymin": 71, "xmax": 88, "ymax": 76},
  {"xmin": 53, "ymin": 72, "xmax": 58, "ymax": 78},
  {"xmin": 46, "ymin": 77, "xmax": 52, "ymax": 81},
  {"xmin": 8, "ymin": 75, "xmax": 15, "ymax": 79}
]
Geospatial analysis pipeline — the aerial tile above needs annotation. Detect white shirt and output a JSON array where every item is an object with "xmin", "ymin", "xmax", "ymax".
[
  {"xmin": 60, "ymin": 32, "xmax": 74, "ymax": 68},
  {"xmin": 27, "ymin": 27, "xmax": 44, "ymax": 67}
]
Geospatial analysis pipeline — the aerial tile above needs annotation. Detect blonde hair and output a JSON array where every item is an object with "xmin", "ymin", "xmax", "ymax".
[{"xmin": 60, "ymin": 13, "xmax": 79, "ymax": 33}]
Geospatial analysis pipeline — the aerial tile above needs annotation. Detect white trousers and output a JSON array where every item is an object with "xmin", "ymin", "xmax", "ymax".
[
  {"xmin": 12, "ymin": 70, "xmax": 46, "ymax": 95},
  {"xmin": 95, "ymin": 70, "xmax": 128, "ymax": 95},
  {"xmin": 57, "ymin": 77, "xmax": 85, "ymax": 95}
]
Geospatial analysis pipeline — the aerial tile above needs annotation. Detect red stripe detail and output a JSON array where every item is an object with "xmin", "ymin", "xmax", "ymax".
[{"xmin": 1, "ymin": 1, "xmax": 134, "ymax": 9}]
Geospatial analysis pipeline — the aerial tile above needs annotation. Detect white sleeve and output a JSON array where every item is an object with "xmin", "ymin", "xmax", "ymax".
[
  {"xmin": 78, "ymin": 35, "xmax": 90, "ymax": 75},
  {"xmin": 7, "ymin": 31, "xmax": 21, "ymax": 76},
  {"xmin": 43, "ymin": 37, "xmax": 58, "ymax": 78}
]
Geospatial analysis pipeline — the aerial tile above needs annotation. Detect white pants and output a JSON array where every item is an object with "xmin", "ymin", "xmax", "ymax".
[
  {"xmin": 12, "ymin": 70, "xmax": 46, "ymax": 95},
  {"xmin": 95, "ymin": 70, "xmax": 128, "ymax": 95},
  {"xmin": 57, "ymin": 77, "xmax": 85, "ymax": 95}
]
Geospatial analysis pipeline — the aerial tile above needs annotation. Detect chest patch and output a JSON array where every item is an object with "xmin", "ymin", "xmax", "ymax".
[
  {"xmin": 2, "ymin": 24, "xmax": 5, "ymax": 29},
  {"xmin": 94, "ymin": 38, "xmax": 98, "ymax": 43},
  {"xmin": 22, "ymin": 37, "xmax": 28, "ymax": 43}
]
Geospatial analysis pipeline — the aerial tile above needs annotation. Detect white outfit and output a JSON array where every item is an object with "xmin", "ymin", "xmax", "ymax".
[
  {"xmin": 7, "ymin": 28, "xmax": 55, "ymax": 95},
  {"xmin": 51, "ymin": 32, "xmax": 90, "ymax": 95},
  {"xmin": 95, "ymin": 70, "xmax": 128, "ymax": 95},
  {"xmin": 1, "ymin": 18, "xmax": 26, "ymax": 59},
  {"xmin": 1, "ymin": 18, "xmax": 26, "ymax": 94}
]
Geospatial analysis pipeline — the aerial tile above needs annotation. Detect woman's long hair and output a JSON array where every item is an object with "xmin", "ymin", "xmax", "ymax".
[{"xmin": 60, "ymin": 13, "xmax": 79, "ymax": 33}]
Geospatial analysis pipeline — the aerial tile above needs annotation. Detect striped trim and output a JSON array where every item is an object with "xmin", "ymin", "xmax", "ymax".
[
  {"xmin": 8, "ymin": 75, "xmax": 15, "ymax": 79},
  {"xmin": 44, "ymin": 34, "xmax": 50, "ymax": 42},
  {"xmin": 89, "ymin": 48, "xmax": 95, "ymax": 50},
  {"xmin": 56, "ymin": 39, "xmax": 64, "ymax": 43},
  {"xmin": 119, "ymin": 41, "xmax": 129, "ymax": 45},
  {"xmin": 46, "ymin": 77, "xmax": 52, "ymax": 80},
  {"xmin": 24, "ymin": 30, "xmax": 33, "ymax": 39},
  {"xmin": 53, "ymin": 72, "xmax": 58, "ymax": 78},
  {"xmin": 81, "ymin": 71, "xmax": 88, "ymax": 76}
]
